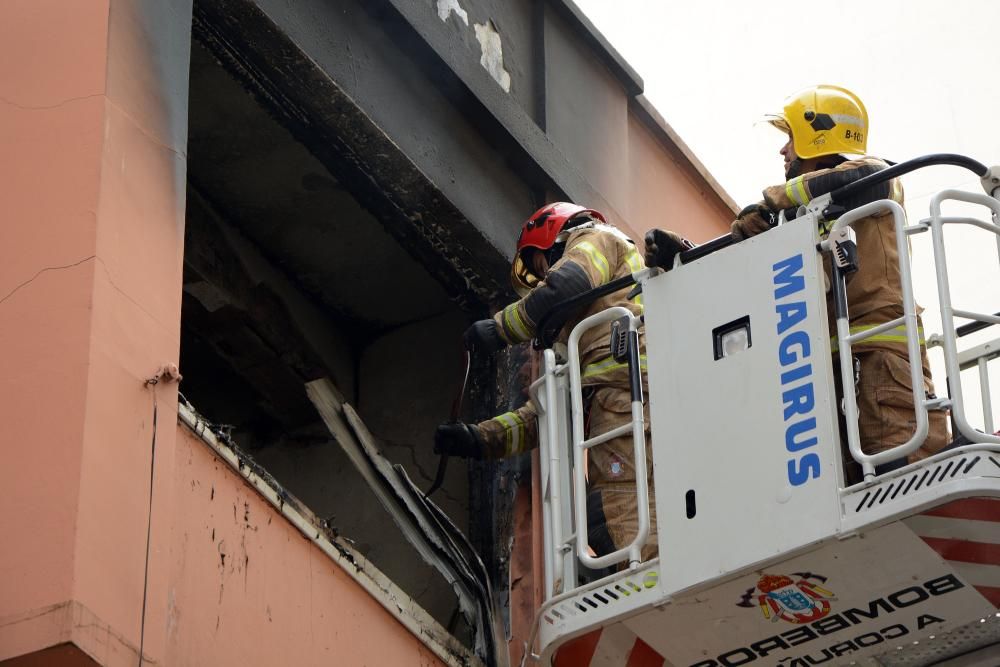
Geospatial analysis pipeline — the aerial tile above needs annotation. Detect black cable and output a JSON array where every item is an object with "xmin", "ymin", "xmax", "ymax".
[
  {"xmin": 956, "ymin": 312, "xmax": 1000, "ymax": 338},
  {"xmin": 533, "ymin": 273, "xmax": 637, "ymax": 350},
  {"xmin": 138, "ymin": 386, "xmax": 158, "ymax": 666},
  {"xmin": 672, "ymin": 154, "xmax": 990, "ymax": 268},
  {"xmin": 676, "ymin": 233, "xmax": 736, "ymax": 264},
  {"xmin": 829, "ymin": 153, "xmax": 989, "ymax": 205}
]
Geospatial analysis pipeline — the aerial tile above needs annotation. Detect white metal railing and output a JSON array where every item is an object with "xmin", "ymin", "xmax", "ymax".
[
  {"xmin": 532, "ymin": 348, "xmax": 576, "ymax": 598},
  {"xmin": 566, "ymin": 307, "xmax": 650, "ymax": 570},
  {"xmin": 927, "ymin": 190, "xmax": 1000, "ymax": 445},
  {"xmin": 955, "ymin": 337, "xmax": 999, "ymax": 433},
  {"xmin": 825, "ymin": 200, "xmax": 932, "ymax": 477},
  {"xmin": 531, "ymin": 305, "xmax": 651, "ymax": 601},
  {"xmin": 820, "ymin": 190, "xmax": 1000, "ymax": 479}
]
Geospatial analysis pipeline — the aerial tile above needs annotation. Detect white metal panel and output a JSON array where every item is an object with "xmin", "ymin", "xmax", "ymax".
[
  {"xmin": 624, "ymin": 523, "xmax": 994, "ymax": 667},
  {"xmin": 643, "ymin": 221, "xmax": 844, "ymax": 595},
  {"xmin": 840, "ymin": 445, "xmax": 1000, "ymax": 532},
  {"xmin": 536, "ymin": 561, "xmax": 666, "ymax": 662}
]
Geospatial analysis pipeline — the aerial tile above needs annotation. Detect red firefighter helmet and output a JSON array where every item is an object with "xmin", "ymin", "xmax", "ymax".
[{"xmin": 511, "ymin": 202, "xmax": 606, "ymax": 295}]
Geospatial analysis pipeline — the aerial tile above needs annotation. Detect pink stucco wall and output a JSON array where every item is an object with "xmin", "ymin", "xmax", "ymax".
[
  {"xmin": 625, "ymin": 111, "xmax": 733, "ymax": 243},
  {"xmin": 165, "ymin": 425, "xmax": 448, "ymax": 666},
  {"xmin": 0, "ymin": 0, "xmax": 108, "ymax": 629},
  {"xmin": 0, "ymin": 2, "xmax": 732, "ymax": 665},
  {"xmin": 0, "ymin": 1, "xmax": 188, "ymax": 663},
  {"xmin": 0, "ymin": 2, "xmax": 450, "ymax": 664}
]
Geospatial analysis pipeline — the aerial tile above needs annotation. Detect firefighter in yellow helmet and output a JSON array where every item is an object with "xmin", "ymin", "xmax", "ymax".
[
  {"xmin": 681, "ymin": 85, "xmax": 948, "ymax": 473},
  {"xmin": 435, "ymin": 203, "xmax": 679, "ymax": 562}
]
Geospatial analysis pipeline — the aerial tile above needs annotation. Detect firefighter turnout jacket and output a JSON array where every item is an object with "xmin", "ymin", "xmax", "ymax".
[
  {"xmin": 473, "ymin": 224, "xmax": 648, "ymax": 477},
  {"xmin": 733, "ymin": 156, "xmax": 948, "ymax": 462}
]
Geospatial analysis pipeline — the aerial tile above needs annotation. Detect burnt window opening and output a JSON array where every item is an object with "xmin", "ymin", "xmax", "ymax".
[{"xmin": 181, "ymin": 36, "xmax": 491, "ymax": 647}]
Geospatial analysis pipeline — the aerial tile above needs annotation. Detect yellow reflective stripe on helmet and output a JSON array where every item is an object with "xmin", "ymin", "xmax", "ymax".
[
  {"xmin": 830, "ymin": 324, "xmax": 925, "ymax": 352},
  {"xmin": 575, "ymin": 241, "xmax": 610, "ymax": 284},
  {"xmin": 493, "ymin": 411, "xmax": 527, "ymax": 455},
  {"xmin": 501, "ymin": 303, "xmax": 532, "ymax": 343},
  {"xmin": 582, "ymin": 354, "xmax": 648, "ymax": 379},
  {"xmin": 785, "ymin": 176, "xmax": 810, "ymax": 206}
]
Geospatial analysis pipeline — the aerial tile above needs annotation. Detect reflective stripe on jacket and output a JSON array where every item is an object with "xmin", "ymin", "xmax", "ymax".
[
  {"xmin": 756, "ymin": 156, "xmax": 912, "ymax": 351},
  {"xmin": 477, "ymin": 225, "xmax": 646, "ymax": 457}
]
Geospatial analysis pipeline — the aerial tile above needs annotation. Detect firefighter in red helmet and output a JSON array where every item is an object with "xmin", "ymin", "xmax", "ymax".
[{"xmin": 435, "ymin": 203, "xmax": 688, "ymax": 561}]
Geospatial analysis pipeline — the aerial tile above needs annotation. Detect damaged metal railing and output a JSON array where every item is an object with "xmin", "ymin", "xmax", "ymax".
[
  {"xmin": 176, "ymin": 396, "xmax": 480, "ymax": 667},
  {"xmin": 304, "ymin": 379, "xmax": 506, "ymax": 667}
]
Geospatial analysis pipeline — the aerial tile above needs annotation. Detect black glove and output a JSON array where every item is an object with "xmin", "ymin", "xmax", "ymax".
[
  {"xmin": 643, "ymin": 229, "xmax": 695, "ymax": 269},
  {"xmin": 463, "ymin": 319, "xmax": 506, "ymax": 354},
  {"xmin": 433, "ymin": 422, "xmax": 484, "ymax": 459},
  {"xmin": 730, "ymin": 204, "xmax": 776, "ymax": 241}
]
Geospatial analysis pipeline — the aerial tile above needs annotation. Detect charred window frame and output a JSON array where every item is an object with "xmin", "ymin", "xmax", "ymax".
[{"xmin": 181, "ymin": 6, "xmax": 519, "ymax": 661}]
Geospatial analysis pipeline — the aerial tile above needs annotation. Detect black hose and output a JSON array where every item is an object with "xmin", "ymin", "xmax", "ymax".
[
  {"xmin": 956, "ymin": 312, "xmax": 1000, "ymax": 338},
  {"xmin": 676, "ymin": 233, "xmax": 736, "ymax": 264},
  {"xmin": 530, "ymin": 154, "xmax": 991, "ymax": 351},
  {"xmin": 675, "ymin": 154, "xmax": 990, "ymax": 267},
  {"xmin": 829, "ymin": 153, "xmax": 989, "ymax": 205},
  {"xmin": 532, "ymin": 273, "xmax": 636, "ymax": 350}
]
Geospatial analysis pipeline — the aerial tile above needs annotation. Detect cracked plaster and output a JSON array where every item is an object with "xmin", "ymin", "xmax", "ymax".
[
  {"xmin": 474, "ymin": 20, "xmax": 511, "ymax": 92},
  {"xmin": 436, "ymin": 0, "xmax": 468, "ymax": 25}
]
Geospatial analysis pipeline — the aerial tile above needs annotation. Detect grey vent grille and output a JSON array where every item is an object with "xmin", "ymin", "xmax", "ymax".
[
  {"xmin": 542, "ymin": 571, "xmax": 658, "ymax": 626},
  {"xmin": 852, "ymin": 454, "xmax": 984, "ymax": 514}
]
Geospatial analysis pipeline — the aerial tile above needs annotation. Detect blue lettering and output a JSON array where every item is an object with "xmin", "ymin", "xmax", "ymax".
[
  {"xmin": 783, "ymin": 383, "xmax": 815, "ymax": 420},
  {"xmin": 779, "ymin": 331, "xmax": 811, "ymax": 365},
  {"xmin": 786, "ymin": 418, "xmax": 818, "ymax": 452},
  {"xmin": 773, "ymin": 253, "xmax": 821, "ymax": 485},
  {"xmin": 772, "ymin": 254, "xmax": 805, "ymax": 299},
  {"xmin": 781, "ymin": 362, "xmax": 812, "ymax": 385},
  {"xmin": 788, "ymin": 453, "xmax": 821, "ymax": 486},
  {"xmin": 776, "ymin": 301, "xmax": 808, "ymax": 335}
]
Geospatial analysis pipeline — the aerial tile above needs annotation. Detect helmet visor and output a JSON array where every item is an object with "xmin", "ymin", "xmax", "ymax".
[
  {"xmin": 511, "ymin": 252, "xmax": 539, "ymax": 297},
  {"xmin": 761, "ymin": 114, "xmax": 790, "ymax": 135}
]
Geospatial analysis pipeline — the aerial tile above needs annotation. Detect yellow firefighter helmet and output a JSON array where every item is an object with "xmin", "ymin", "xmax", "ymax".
[{"xmin": 766, "ymin": 85, "xmax": 868, "ymax": 160}]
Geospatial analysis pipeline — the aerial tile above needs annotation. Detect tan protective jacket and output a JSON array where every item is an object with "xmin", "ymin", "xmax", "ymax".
[
  {"xmin": 474, "ymin": 224, "xmax": 646, "ymax": 459},
  {"xmin": 741, "ymin": 156, "xmax": 919, "ymax": 353}
]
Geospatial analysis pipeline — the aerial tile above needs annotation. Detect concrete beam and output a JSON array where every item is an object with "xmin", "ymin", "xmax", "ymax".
[
  {"xmin": 192, "ymin": 0, "xmax": 514, "ymax": 313},
  {"xmin": 373, "ymin": 0, "xmax": 630, "ymax": 224}
]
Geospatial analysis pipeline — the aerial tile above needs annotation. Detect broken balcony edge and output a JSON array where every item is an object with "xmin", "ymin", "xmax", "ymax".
[{"xmin": 176, "ymin": 398, "xmax": 482, "ymax": 667}]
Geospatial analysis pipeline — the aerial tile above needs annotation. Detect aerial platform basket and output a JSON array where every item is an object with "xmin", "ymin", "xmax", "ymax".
[{"xmin": 524, "ymin": 155, "xmax": 1000, "ymax": 667}]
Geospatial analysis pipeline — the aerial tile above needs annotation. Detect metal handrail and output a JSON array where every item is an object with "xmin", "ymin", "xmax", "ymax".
[
  {"xmin": 928, "ymin": 190, "xmax": 1000, "ymax": 445},
  {"xmin": 529, "ymin": 349, "xmax": 577, "ymax": 598},
  {"xmin": 955, "ymin": 337, "xmax": 999, "ymax": 434},
  {"xmin": 566, "ymin": 307, "xmax": 650, "ymax": 570},
  {"xmin": 827, "ymin": 200, "xmax": 931, "ymax": 477}
]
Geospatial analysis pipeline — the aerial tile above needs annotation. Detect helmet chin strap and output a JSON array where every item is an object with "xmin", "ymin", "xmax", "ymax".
[
  {"xmin": 548, "ymin": 219, "xmax": 597, "ymax": 266},
  {"xmin": 545, "ymin": 242, "xmax": 566, "ymax": 268},
  {"xmin": 786, "ymin": 158, "xmax": 805, "ymax": 179},
  {"xmin": 786, "ymin": 154, "xmax": 847, "ymax": 180}
]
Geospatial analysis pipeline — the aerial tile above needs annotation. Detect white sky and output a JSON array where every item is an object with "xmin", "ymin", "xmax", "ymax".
[{"xmin": 575, "ymin": 0, "xmax": 999, "ymax": 428}]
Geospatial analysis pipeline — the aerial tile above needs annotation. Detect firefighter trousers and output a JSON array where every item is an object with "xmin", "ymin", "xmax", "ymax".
[
  {"xmin": 584, "ymin": 386, "xmax": 658, "ymax": 562},
  {"xmin": 837, "ymin": 347, "xmax": 949, "ymax": 482}
]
